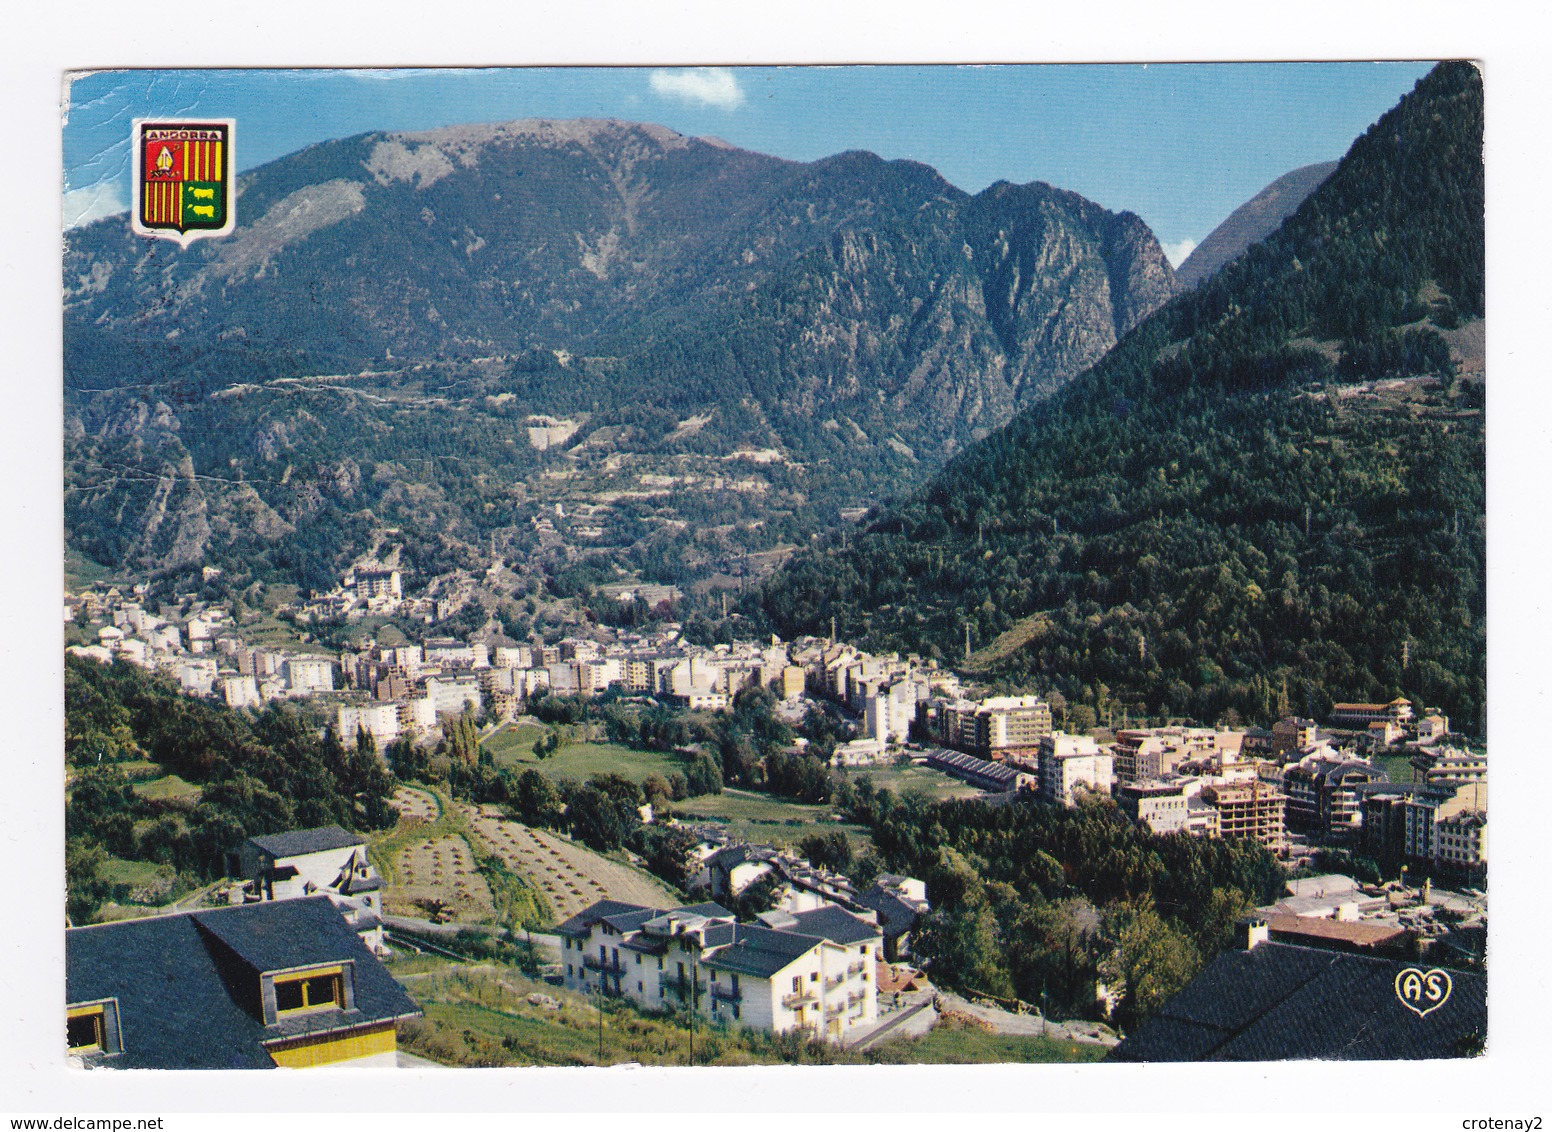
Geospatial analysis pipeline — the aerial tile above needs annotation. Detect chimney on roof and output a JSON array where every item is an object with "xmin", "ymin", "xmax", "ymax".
[{"xmin": 1236, "ymin": 917, "xmax": 1270, "ymax": 951}]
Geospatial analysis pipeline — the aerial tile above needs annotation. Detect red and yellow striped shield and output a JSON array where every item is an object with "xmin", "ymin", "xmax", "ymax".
[{"xmin": 132, "ymin": 119, "xmax": 235, "ymax": 246}]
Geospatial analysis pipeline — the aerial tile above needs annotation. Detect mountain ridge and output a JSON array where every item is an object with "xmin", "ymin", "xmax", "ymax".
[
  {"xmin": 1175, "ymin": 160, "xmax": 1339, "ymax": 289},
  {"xmin": 63, "ymin": 117, "xmax": 1179, "ymax": 592}
]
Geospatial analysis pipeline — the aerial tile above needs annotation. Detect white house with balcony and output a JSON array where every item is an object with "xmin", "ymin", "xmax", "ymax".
[{"xmin": 558, "ymin": 899, "xmax": 881, "ymax": 1043}]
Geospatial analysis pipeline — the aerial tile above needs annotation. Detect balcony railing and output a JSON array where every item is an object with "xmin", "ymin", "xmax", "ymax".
[
  {"xmin": 664, "ymin": 977, "xmax": 697, "ymax": 1000},
  {"xmin": 583, "ymin": 955, "xmax": 625, "ymax": 976},
  {"xmin": 781, "ymin": 990, "xmax": 817, "ymax": 1009},
  {"xmin": 847, "ymin": 990, "xmax": 867, "ymax": 1005},
  {"xmin": 824, "ymin": 1002, "xmax": 845, "ymax": 1018},
  {"xmin": 824, "ymin": 975, "xmax": 846, "ymax": 991},
  {"xmin": 709, "ymin": 984, "xmax": 742, "ymax": 1004},
  {"xmin": 846, "ymin": 962, "xmax": 866, "ymax": 976}
]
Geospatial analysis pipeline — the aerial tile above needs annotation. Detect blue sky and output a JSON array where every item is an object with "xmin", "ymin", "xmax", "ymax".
[{"xmin": 63, "ymin": 62, "xmax": 1434, "ymax": 262}]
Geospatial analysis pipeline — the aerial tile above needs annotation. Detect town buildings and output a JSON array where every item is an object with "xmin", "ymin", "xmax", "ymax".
[
  {"xmin": 1199, "ymin": 780, "xmax": 1287, "ymax": 852},
  {"xmin": 1328, "ymin": 697, "xmax": 1415, "ymax": 729},
  {"xmin": 916, "ymin": 694, "xmax": 1053, "ymax": 759},
  {"xmin": 1036, "ymin": 732, "xmax": 1114, "ymax": 807},
  {"xmin": 700, "ymin": 844, "xmax": 862, "ymax": 912},
  {"xmin": 67, "ymin": 573, "xmax": 1486, "ymax": 885},
  {"xmin": 1404, "ymin": 780, "xmax": 1489, "ymax": 879},
  {"xmin": 1115, "ymin": 781, "xmax": 1193, "ymax": 835},
  {"xmin": 1283, "ymin": 755, "xmax": 1386, "ymax": 835}
]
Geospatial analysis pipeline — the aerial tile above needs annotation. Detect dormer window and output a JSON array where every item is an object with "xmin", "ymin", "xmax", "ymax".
[
  {"xmin": 67, "ymin": 1005, "xmax": 106, "ymax": 1052},
  {"xmin": 274, "ymin": 966, "xmax": 344, "ymax": 1014},
  {"xmin": 66, "ymin": 1000, "xmax": 121, "ymax": 1056}
]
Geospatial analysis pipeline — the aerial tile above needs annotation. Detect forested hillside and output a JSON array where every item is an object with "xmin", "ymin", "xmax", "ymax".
[{"xmin": 764, "ymin": 62, "xmax": 1486, "ymax": 733}]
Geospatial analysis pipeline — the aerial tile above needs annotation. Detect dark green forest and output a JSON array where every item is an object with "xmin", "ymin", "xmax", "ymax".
[{"xmin": 764, "ymin": 62, "xmax": 1486, "ymax": 734}]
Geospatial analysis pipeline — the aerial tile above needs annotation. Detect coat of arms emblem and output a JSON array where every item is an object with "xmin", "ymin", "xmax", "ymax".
[{"xmin": 131, "ymin": 119, "xmax": 235, "ymax": 245}]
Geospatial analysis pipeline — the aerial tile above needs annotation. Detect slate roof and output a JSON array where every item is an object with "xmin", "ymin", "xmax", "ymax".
[
  {"xmin": 789, "ymin": 905, "xmax": 883, "ymax": 946},
  {"xmin": 678, "ymin": 901, "xmax": 736, "ymax": 920},
  {"xmin": 248, "ymin": 825, "xmax": 363, "ymax": 859},
  {"xmin": 620, "ymin": 935, "xmax": 670, "ymax": 956},
  {"xmin": 700, "ymin": 923, "xmax": 825, "ymax": 979},
  {"xmin": 1109, "ymin": 941, "xmax": 1485, "ymax": 1062},
  {"xmin": 555, "ymin": 899, "xmax": 655, "ymax": 938},
  {"xmin": 855, "ymin": 886, "xmax": 923, "ymax": 940},
  {"xmin": 66, "ymin": 896, "xmax": 421, "ymax": 1070},
  {"xmin": 562, "ymin": 899, "xmax": 736, "ymax": 940},
  {"xmin": 705, "ymin": 844, "xmax": 776, "ymax": 872},
  {"xmin": 600, "ymin": 908, "xmax": 665, "ymax": 934}
]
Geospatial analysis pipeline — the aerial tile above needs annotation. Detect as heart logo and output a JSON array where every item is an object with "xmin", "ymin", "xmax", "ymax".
[{"xmin": 1395, "ymin": 967, "xmax": 1453, "ymax": 1017}]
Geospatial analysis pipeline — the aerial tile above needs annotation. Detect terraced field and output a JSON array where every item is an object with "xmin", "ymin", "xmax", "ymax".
[
  {"xmin": 459, "ymin": 802, "xmax": 677, "ymax": 921},
  {"xmin": 386, "ymin": 833, "xmax": 497, "ymax": 923},
  {"xmin": 391, "ymin": 784, "xmax": 440, "ymax": 822}
]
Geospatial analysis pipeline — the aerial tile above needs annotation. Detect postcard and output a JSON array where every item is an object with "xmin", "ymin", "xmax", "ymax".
[{"xmin": 58, "ymin": 61, "xmax": 1486, "ymax": 1078}]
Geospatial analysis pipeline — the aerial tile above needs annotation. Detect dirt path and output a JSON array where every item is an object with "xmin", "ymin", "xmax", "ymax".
[{"xmin": 936, "ymin": 991, "xmax": 1119, "ymax": 1046}]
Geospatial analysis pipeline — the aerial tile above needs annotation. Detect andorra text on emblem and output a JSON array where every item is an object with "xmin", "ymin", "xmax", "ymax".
[
  {"xmin": 1394, "ymin": 967, "xmax": 1453, "ymax": 1017},
  {"xmin": 131, "ymin": 119, "xmax": 235, "ymax": 246}
]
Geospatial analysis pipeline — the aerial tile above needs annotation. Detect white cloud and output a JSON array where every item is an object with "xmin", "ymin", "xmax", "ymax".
[
  {"xmin": 1162, "ymin": 238, "xmax": 1197, "ymax": 268},
  {"xmin": 63, "ymin": 180, "xmax": 128, "ymax": 229},
  {"xmin": 649, "ymin": 67, "xmax": 745, "ymax": 110}
]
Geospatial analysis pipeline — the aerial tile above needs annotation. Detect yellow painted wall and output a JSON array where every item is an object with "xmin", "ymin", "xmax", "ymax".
[{"xmin": 265, "ymin": 1023, "xmax": 396, "ymax": 1068}]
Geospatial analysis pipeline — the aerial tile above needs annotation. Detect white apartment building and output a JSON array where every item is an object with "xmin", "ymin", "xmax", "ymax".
[
  {"xmin": 401, "ymin": 694, "xmax": 439, "ymax": 734},
  {"xmin": 354, "ymin": 568, "xmax": 402, "ymax": 600},
  {"xmin": 580, "ymin": 657, "xmax": 624, "ymax": 694},
  {"xmin": 1037, "ymin": 732, "xmax": 1114, "ymax": 807},
  {"xmin": 283, "ymin": 657, "xmax": 336, "ymax": 693},
  {"xmin": 559, "ymin": 900, "xmax": 881, "ymax": 1043},
  {"xmin": 1404, "ymin": 780, "xmax": 1488, "ymax": 868},
  {"xmin": 227, "ymin": 826, "xmax": 385, "ymax": 952},
  {"xmin": 1435, "ymin": 810, "xmax": 1487, "ymax": 870},
  {"xmin": 337, "ymin": 701, "xmax": 402, "ymax": 743},
  {"xmin": 425, "ymin": 675, "xmax": 481, "ymax": 717},
  {"xmin": 975, "ymin": 695, "xmax": 1053, "ymax": 754},
  {"xmin": 1115, "ymin": 781, "xmax": 1192, "ymax": 834},
  {"xmin": 174, "ymin": 657, "xmax": 219, "ymax": 696},
  {"xmin": 423, "ymin": 639, "xmax": 477, "ymax": 668},
  {"xmin": 222, "ymin": 675, "xmax": 262, "ymax": 710},
  {"xmin": 864, "ymin": 680, "xmax": 916, "ymax": 745},
  {"xmin": 493, "ymin": 644, "xmax": 534, "ymax": 669}
]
